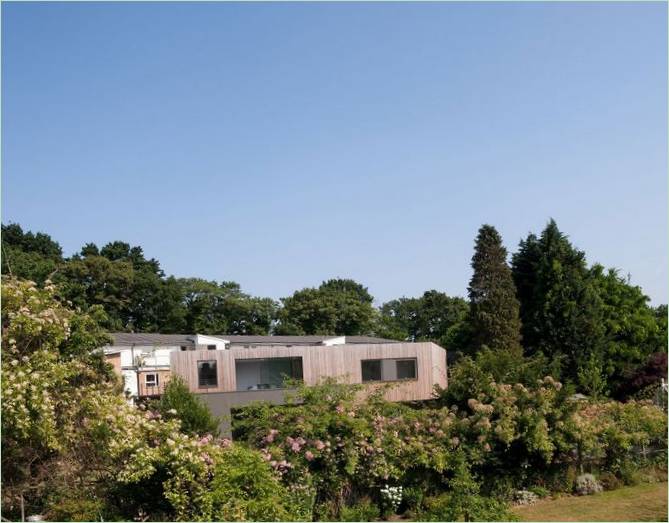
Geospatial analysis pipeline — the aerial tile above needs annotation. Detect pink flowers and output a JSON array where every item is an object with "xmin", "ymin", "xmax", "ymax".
[
  {"xmin": 315, "ymin": 440, "xmax": 325, "ymax": 450},
  {"xmin": 287, "ymin": 436, "xmax": 306, "ymax": 452},
  {"xmin": 305, "ymin": 451, "xmax": 314, "ymax": 461},
  {"xmin": 264, "ymin": 429, "xmax": 279, "ymax": 443},
  {"xmin": 197, "ymin": 434, "xmax": 212, "ymax": 446}
]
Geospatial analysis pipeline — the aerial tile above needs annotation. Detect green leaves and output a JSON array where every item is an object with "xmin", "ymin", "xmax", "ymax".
[
  {"xmin": 467, "ymin": 225, "xmax": 522, "ymax": 354},
  {"xmin": 276, "ymin": 279, "xmax": 377, "ymax": 335},
  {"xmin": 153, "ymin": 376, "xmax": 220, "ymax": 437}
]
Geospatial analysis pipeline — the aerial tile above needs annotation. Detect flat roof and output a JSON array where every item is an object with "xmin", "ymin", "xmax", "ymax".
[{"xmin": 108, "ymin": 333, "xmax": 399, "ymax": 346}]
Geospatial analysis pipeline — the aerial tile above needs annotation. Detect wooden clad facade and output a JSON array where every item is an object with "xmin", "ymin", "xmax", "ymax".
[
  {"xmin": 137, "ymin": 369, "xmax": 171, "ymax": 397},
  {"xmin": 171, "ymin": 342, "xmax": 447, "ymax": 402}
]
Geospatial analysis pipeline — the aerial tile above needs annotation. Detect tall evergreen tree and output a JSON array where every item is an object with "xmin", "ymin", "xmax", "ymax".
[
  {"xmin": 511, "ymin": 220, "xmax": 606, "ymax": 386},
  {"xmin": 466, "ymin": 225, "xmax": 522, "ymax": 354}
]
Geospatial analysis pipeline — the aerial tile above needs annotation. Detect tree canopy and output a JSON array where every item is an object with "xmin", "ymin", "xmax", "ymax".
[
  {"xmin": 276, "ymin": 279, "xmax": 377, "ymax": 335},
  {"xmin": 2, "ymin": 219, "xmax": 666, "ymax": 399}
]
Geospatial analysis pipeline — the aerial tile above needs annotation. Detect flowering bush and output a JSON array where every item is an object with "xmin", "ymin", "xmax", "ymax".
[
  {"xmin": 512, "ymin": 489, "xmax": 538, "ymax": 506},
  {"xmin": 575, "ymin": 474, "xmax": 603, "ymax": 495},
  {"xmin": 4, "ymin": 276, "xmax": 665, "ymax": 521},
  {"xmin": 1, "ymin": 277, "xmax": 305, "ymax": 521},
  {"xmin": 380, "ymin": 485, "xmax": 402, "ymax": 515},
  {"xmin": 234, "ymin": 364, "xmax": 667, "ymax": 519}
]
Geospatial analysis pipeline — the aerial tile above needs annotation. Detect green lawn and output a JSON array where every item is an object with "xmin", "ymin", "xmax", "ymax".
[{"xmin": 513, "ymin": 482, "xmax": 668, "ymax": 522}]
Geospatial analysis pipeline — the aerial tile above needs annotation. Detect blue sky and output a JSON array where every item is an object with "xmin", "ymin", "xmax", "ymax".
[{"xmin": 2, "ymin": 1, "xmax": 667, "ymax": 304}]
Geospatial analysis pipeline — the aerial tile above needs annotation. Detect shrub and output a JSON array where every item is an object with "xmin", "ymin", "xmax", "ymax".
[
  {"xmin": 483, "ymin": 475, "xmax": 516, "ymax": 501},
  {"xmin": 543, "ymin": 464, "xmax": 577, "ymax": 494},
  {"xmin": 618, "ymin": 463, "xmax": 643, "ymax": 486},
  {"xmin": 153, "ymin": 376, "xmax": 220, "ymax": 436},
  {"xmin": 339, "ymin": 498, "xmax": 380, "ymax": 522},
  {"xmin": 529, "ymin": 486, "xmax": 550, "ymax": 498},
  {"xmin": 418, "ymin": 493, "xmax": 516, "ymax": 522},
  {"xmin": 402, "ymin": 486, "xmax": 425, "ymax": 512},
  {"xmin": 598, "ymin": 472, "xmax": 622, "ymax": 491},
  {"xmin": 44, "ymin": 492, "xmax": 108, "ymax": 522},
  {"xmin": 575, "ymin": 474, "xmax": 603, "ymax": 495},
  {"xmin": 207, "ymin": 445, "xmax": 306, "ymax": 521}
]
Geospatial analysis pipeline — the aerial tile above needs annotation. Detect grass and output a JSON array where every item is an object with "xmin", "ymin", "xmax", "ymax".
[{"xmin": 513, "ymin": 482, "xmax": 668, "ymax": 522}]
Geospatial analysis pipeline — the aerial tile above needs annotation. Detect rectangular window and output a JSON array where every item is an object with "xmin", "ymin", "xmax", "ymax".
[
  {"xmin": 235, "ymin": 357, "xmax": 303, "ymax": 391},
  {"xmin": 396, "ymin": 359, "xmax": 417, "ymax": 380},
  {"xmin": 207, "ymin": 344, "xmax": 217, "ymax": 350},
  {"xmin": 361, "ymin": 358, "xmax": 417, "ymax": 382},
  {"xmin": 361, "ymin": 360, "xmax": 382, "ymax": 382},
  {"xmin": 145, "ymin": 373, "xmax": 159, "ymax": 387},
  {"xmin": 198, "ymin": 360, "xmax": 218, "ymax": 388}
]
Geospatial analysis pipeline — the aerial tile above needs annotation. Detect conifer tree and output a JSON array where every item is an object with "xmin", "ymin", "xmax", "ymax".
[
  {"xmin": 467, "ymin": 225, "xmax": 522, "ymax": 354},
  {"xmin": 511, "ymin": 219, "xmax": 606, "ymax": 386}
]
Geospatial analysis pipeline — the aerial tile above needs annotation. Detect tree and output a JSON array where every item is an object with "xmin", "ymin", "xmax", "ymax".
[
  {"xmin": 613, "ymin": 352, "xmax": 668, "ymax": 400},
  {"xmin": 178, "ymin": 278, "xmax": 277, "ymax": 335},
  {"xmin": 1, "ymin": 223, "xmax": 63, "ymax": 284},
  {"xmin": 153, "ymin": 377, "xmax": 220, "ymax": 436},
  {"xmin": 276, "ymin": 279, "xmax": 376, "ymax": 335},
  {"xmin": 511, "ymin": 220, "xmax": 606, "ymax": 388},
  {"xmin": 55, "ymin": 255, "xmax": 134, "ymax": 330},
  {"xmin": 588, "ymin": 265, "xmax": 665, "ymax": 391},
  {"xmin": 378, "ymin": 291, "xmax": 469, "ymax": 349},
  {"xmin": 466, "ymin": 225, "xmax": 522, "ymax": 354}
]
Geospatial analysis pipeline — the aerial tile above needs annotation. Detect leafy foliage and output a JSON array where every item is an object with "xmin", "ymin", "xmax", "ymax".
[
  {"xmin": 276, "ymin": 279, "xmax": 377, "ymax": 335},
  {"xmin": 152, "ymin": 376, "xmax": 221, "ymax": 436},
  {"xmin": 232, "ymin": 368, "xmax": 666, "ymax": 520},
  {"xmin": 0, "ymin": 276, "xmax": 306, "ymax": 522},
  {"xmin": 378, "ymin": 290, "xmax": 469, "ymax": 348},
  {"xmin": 511, "ymin": 219, "xmax": 666, "ymax": 394}
]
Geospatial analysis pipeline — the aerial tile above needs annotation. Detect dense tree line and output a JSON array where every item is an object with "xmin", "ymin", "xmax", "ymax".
[{"xmin": 1, "ymin": 220, "xmax": 666, "ymax": 398}]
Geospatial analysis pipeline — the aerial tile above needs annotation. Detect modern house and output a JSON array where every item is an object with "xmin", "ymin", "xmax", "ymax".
[
  {"xmin": 103, "ymin": 333, "xmax": 403, "ymax": 399},
  {"xmin": 172, "ymin": 340, "xmax": 447, "ymax": 435},
  {"xmin": 103, "ymin": 333, "xmax": 448, "ymax": 435}
]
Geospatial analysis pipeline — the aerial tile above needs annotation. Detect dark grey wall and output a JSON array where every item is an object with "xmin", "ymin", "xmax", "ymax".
[{"xmin": 198, "ymin": 389, "xmax": 296, "ymax": 437}]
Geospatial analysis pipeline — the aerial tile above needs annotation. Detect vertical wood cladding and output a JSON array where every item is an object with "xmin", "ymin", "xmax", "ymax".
[{"xmin": 171, "ymin": 342, "xmax": 447, "ymax": 402}]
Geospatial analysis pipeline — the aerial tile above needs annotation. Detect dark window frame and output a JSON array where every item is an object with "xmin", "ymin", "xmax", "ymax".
[
  {"xmin": 360, "ymin": 357, "xmax": 418, "ymax": 383},
  {"xmin": 234, "ymin": 356, "xmax": 304, "ymax": 391},
  {"xmin": 145, "ymin": 373, "xmax": 159, "ymax": 387},
  {"xmin": 197, "ymin": 359, "xmax": 218, "ymax": 388}
]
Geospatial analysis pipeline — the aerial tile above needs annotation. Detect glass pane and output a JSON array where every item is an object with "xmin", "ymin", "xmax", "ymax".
[
  {"xmin": 361, "ymin": 360, "xmax": 382, "ymax": 382},
  {"xmin": 396, "ymin": 359, "xmax": 417, "ymax": 380},
  {"xmin": 235, "ymin": 358, "xmax": 303, "ymax": 391},
  {"xmin": 260, "ymin": 358, "xmax": 291, "ymax": 388},
  {"xmin": 290, "ymin": 357, "xmax": 303, "ymax": 381},
  {"xmin": 198, "ymin": 360, "xmax": 218, "ymax": 387}
]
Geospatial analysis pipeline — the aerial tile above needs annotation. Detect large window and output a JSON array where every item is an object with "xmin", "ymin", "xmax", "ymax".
[
  {"xmin": 235, "ymin": 357, "xmax": 303, "ymax": 391},
  {"xmin": 361, "ymin": 358, "xmax": 417, "ymax": 382},
  {"xmin": 198, "ymin": 360, "xmax": 218, "ymax": 388},
  {"xmin": 361, "ymin": 360, "xmax": 382, "ymax": 381}
]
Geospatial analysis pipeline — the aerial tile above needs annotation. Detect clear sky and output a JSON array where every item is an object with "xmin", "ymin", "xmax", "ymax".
[{"xmin": 2, "ymin": 1, "xmax": 667, "ymax": 305}]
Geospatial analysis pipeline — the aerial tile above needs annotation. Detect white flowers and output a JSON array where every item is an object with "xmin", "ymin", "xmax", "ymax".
[
  {"xmin": 380, "ymin": 484, "xmax": 403, "ymax": 512},
  {"xmin": 513, "ymin": 489, "xmax": 538, "ymax": 506}
]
